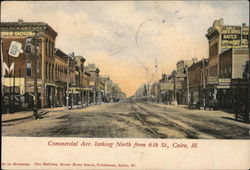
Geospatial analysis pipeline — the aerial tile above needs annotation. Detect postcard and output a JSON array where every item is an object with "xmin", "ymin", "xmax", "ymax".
[{"xmin": 1, "ymin": 1, "xmax": 250, "ymax": 169}]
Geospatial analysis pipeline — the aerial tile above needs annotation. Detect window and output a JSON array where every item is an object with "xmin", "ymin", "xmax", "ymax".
[
  {"xmin": 55, "ymin": 64, "xmax": 57, "ymax": 79},
  {"xmin": 49, "ymin": 63, "xmax": 51, "ymax": 80},
  {"xmin": 46, "ymin": 62, "xmax": 48, "ymax": 78},
  {"xmin": 49, "ymin": 41, "xmax": 51, "ymax": 57},
  {"xmin": 52, "ymin": 43, "xmax": 54, "ymax": 58},
  {"xmin": 26, "ymin": 62, "xmax": 32, "ymax": 77},
  {"xmin": 46, "ymin": 39, "xmax": 48, "ymax": 56},
  {"xmin": 52, "ymin": 64, "xmax": 54, "ymax": 80},
  {"xmin": 209, "ymin": 43, "xmax": 218, "ymax": 58}
]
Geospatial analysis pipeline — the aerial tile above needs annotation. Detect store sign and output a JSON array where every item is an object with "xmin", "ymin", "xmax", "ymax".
[
  {"xmin": 207, "ymin": 76, "xmax": 218, "ymax": 84},
  {"xmin": 221, "ymin": 26, "xmax": 241, "ymax": 49},
  {"xmin": 242, "ymin": 27, "xmax": 249, "ymax": 48},
  {"xmin": 1, "ymin": 31, "xmax": 35, "ymax": 37},
  {"xmin": 176, "ymin": 82, "xmax": 183, "ymax": 90},
  {"xmin": 89, "ymin": 82, "xmax": 95, "ymax": 86},
  {"xmin": 217, "ymin": 85, "xmax": 230, "ymax": 89},
  {"xmin": 160, "ymin": 83, "xmax": 174, "ymax": 90},
  {"xmin": 2, "ymin": 62, "xmax": 14, "ymax": 76},
  {"xmin": 219, "ymin": 78, "xmax": 231, "ymax": 86}
]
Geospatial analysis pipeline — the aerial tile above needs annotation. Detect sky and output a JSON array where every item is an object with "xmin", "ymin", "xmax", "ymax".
[{"xmin": 1, "ymin": 1, "xmax": 249, "ymax": 97}]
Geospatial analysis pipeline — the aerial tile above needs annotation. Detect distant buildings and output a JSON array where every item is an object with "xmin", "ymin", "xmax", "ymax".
[
  {"xmin": 135, "ymin": 18, "xmax": 249, "ymax": 111},
  {"xmin": 1, "ymin": 20, "xmax": 125, "ymax": 113}
]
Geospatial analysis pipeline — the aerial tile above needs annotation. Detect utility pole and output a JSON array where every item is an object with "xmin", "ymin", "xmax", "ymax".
[
  {"xmin": 248, "ymin": 44, "xmax": 250, "ymax": 115},
  {"xmin": 173, "ymin": 71, "xmax": 177, "ymax": 105},
  {"xmin": 71, "ymin": 88, "xmax": 74, "ymax": 109},
  {"xmin": 66, "ymin": 53, "xmax": 70, "ymax": 109},
  {"xmin": 33, "ymin": 35, "xmax": 39, "ymax": 119},
  {"xmin": 1, "ymin": 40, "xmax": 4, "ymax": 108},
  {"xmin": 7, "ymin": 52, "xmax": 11, "ymax": 114},
  {"xmin": 12, "ymin": 58, "xmax": 16, "ymax": 112},
  {"xmin": 202, "ymin": 58, "xmax": 206, "ymax": 109},
  {"xmin": 186, "ymin": 66, "xmax": 190, "ymax": 106}
]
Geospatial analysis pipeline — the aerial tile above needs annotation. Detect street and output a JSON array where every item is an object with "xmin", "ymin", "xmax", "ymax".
[{"xmin": 2, "ymin": 101, "xmax": 250, "ymax": 139}]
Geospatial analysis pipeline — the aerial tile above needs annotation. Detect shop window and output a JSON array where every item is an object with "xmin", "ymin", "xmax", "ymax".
[{"xmin": 26, "ymin": 62, "xmax": 32, "ymax": 77}]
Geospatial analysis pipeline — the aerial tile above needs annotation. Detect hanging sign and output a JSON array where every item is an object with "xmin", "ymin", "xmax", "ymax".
[{"xmin": 8, "ymin": 41, "xmax": 23, "ymax": 58}]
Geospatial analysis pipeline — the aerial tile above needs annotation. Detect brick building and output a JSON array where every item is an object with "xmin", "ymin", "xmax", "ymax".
[
  {"xmin": 85, "ymin": 64, "xmax": 100, "ymax": 103},
  {"xmin": 188, "ymin": 59, "xmax": 208, "ymax": 108},
  {"xmin": 1, "ymin": 20, "xmax": 58, "ymax": 111},
  {"xmin": 218, "ymin": 48, "xmax": 249, "ymax": 109},
  {"xmin": 206, "ymin": 19, "xmax": 249, "ymax": 109}
]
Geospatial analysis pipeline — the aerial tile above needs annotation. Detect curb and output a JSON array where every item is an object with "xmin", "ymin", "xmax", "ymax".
[{"xmin": 2, "ymin": 111, "xmax": 49, "ymax": 123}]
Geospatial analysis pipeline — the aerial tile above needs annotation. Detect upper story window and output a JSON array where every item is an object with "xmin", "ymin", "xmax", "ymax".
[
  {"xmin": 46, "ymin": 62, "xmax": 48, "ymax": 78},
  {"xmin": 209, "ymin": 43, "xmax": 218, "ymax": 58},
  {"xmin": 49, "ymin": 41, "xmax": 51, "ymax": 57},
  {"xmin": 26, "ymin": 61, "xmax": 32, "ymax": 77},
  {"xmin": 52, "ymin": 64, "xmax": 54, "ymax": 80},
  {"xmin": 51, "ymin": 43, "xmax": 54, "ymax": 58},
  {"xmin": 46, "ymin": 39, "xmax": 49, "ymax": 56},
  {"xmin": 49, "ymin": 63, "xmax": 51, "ymax": 80}
]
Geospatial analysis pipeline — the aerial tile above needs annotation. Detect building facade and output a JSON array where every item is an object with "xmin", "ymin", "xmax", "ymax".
[
  {"xmin": 1, "ymin": 20, "xmax": 58, "ymax": 112},
  {"xmin": 206, "ymin": 19, "xmax": 249, "ymax": 110},
  {"xmin": 206, "ymin": 19, "xmax": 249, "ymax": 107}
]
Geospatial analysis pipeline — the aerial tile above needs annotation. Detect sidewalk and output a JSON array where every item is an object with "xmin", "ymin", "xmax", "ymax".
[
  {"xmin": 2, "ymin": 106, "xmax": 66, "ymax": 123},
  {"xmin": 2, "ymin": 103, "xmax": 97, "ymax": 123},
  {"xmin": 148, "ymin": 102, "xmax": 235, "ymax": 116}
]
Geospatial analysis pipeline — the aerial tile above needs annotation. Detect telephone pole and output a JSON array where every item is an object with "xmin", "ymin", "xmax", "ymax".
[
  {"xmin": 66, "ymin": 53, "xmax": 70, "ymax": 109},
  {"xmin": 33, "ymin": 34, "xmax": 39, "ymax": 119},
  {"xmin": 202, "ymin": 58, "xmax": 206, "ymax": 109}
]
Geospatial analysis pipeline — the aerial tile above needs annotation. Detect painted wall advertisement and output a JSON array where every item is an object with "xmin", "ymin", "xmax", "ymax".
[{"xmin": 221, "ymin": 26, "xmax": 249, "ymax": 49}]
